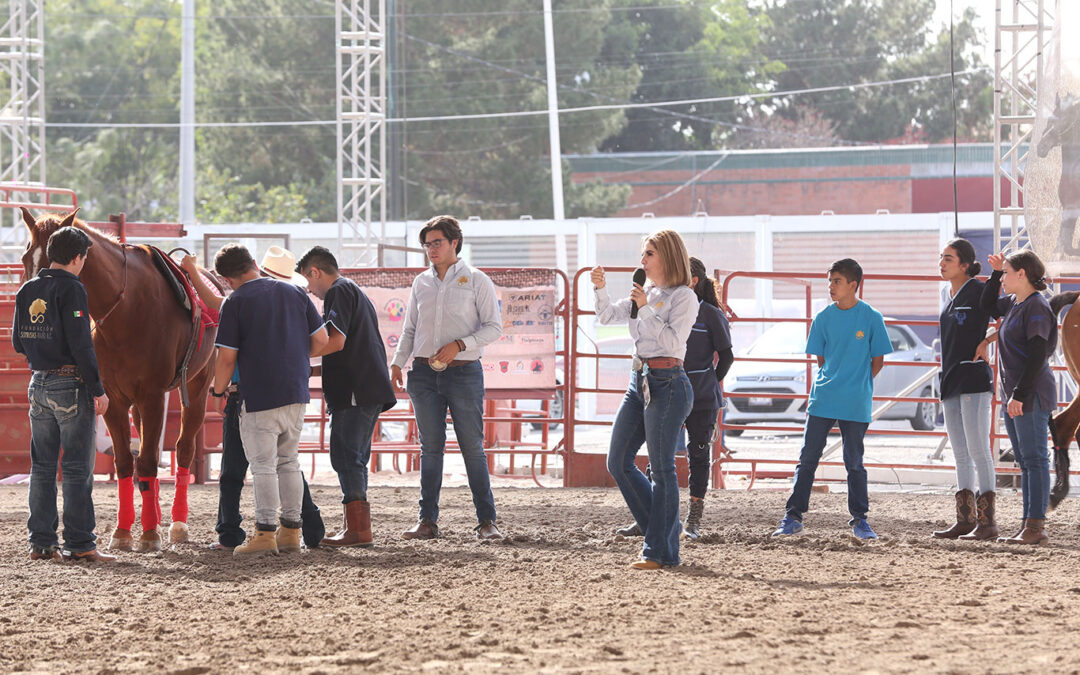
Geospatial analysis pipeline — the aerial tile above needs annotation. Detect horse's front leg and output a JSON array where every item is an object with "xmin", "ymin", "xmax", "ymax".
[
  {"xmin": 103, "ymin": 395, "xmax": 135, "ymax": 551},
  {"xmin": 133, "ymin": 393, "xmax": 166, "ymax": 552},
  {"xmin": 170, "ymin": 359, "xmax": 215, "ymax": 544}
]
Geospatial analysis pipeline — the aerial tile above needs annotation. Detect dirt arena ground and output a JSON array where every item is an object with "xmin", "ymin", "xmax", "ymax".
[{"xmin": 3, "ymin": 482, "xmax": 1080, "ymax": 674}]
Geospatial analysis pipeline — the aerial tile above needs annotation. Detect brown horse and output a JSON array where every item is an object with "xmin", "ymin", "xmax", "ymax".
[
  {"xmin": 1047, "ymin": 291, "xmax": 1079, "ymax": 508},
  {"xmin": 21, "ymin": 208, "xmax": 217, "ymax": 552}
]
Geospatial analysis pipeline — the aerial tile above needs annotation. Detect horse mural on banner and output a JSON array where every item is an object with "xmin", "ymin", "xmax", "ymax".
[{"xmin": 21, "ymin": 208, "xmax": 218, "ymax": 552}]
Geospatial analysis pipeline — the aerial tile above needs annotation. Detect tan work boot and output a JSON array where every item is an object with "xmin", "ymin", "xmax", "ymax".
[
  {"xmin": 997, "ymin": 519, "xmax": 1027, "ymax": 543},
  {"xmin": 932, "ymin": 489, "xmax": 975, "ymax": 539},
  {"xmin": 959, "ymin": 492, "xmax": 999, "ymax": 541},
  {"xmin": 276, "ymin": 526, "xmax": 302, "ymax": 553},
  {"xmin": 234, "ymin": 528, "xmax": 279, "ymax": 556},
  {"xmin": 321, "ymin": 500, "xmax": 373, "ymax": 548}
]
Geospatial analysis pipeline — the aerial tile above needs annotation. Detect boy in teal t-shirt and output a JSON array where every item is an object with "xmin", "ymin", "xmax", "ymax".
[{"xmin": 772, "ymin": 259, "xmax": 892, "ymax": 540}]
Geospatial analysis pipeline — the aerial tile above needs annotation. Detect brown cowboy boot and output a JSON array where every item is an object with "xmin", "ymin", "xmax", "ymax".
[
  {"xmin": 1004, "ymin": 518, "xmax": 1049, "ymax": 545},
  {"xmin": 959, "ymin": 492, "xmax": 1000, "ymax": 541},
  {"xmin": 932, "ymin": 490, "xmax": 975, "ymax": 538},
  {"xmin": 321, "ymin": 500, "xmax": 373, "ymax": 548},
  {"xmin": 997, "ymin": 519, "xmax": 1026, "ymax": 543}
]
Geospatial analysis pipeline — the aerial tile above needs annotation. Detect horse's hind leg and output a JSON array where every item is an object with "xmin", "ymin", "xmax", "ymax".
[
  {"xmin": 170, "ymin": 361, "xmax": 215, "ymax": 544},
  {"xmin": 103, "ymin": 393, "xmax": 135, "ymax": 551},
  {"xmin": 133, "ymin": 392, "xmax": 166, "ymax": 552},
  {"xmin": 1051, "ymin": 396, "xmax": 1080, "ymax": 453}
]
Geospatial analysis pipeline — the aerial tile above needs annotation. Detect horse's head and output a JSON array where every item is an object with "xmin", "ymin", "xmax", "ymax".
[{"xmin": 20, "ymin": 207, "xmax": 80, "ymax": 281}]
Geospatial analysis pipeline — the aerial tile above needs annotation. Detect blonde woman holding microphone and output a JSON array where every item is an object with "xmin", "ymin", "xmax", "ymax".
[{"xmin": 592, "ymin": 230, "xmax": 697, "ymax": 570}]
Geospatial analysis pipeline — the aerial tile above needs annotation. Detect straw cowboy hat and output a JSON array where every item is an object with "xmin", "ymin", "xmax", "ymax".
[{"xmin": 260, "ymin": 245, "xmax": 307, "ymax": 286}]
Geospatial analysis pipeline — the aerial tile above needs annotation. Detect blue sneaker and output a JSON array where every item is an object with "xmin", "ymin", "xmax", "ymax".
[
  {"xmin": 851, "ymin": 519, "xmax": 878, "ymax": 540},
  {"xmin": 771, "ymin": 517, "xmax": 803, "ymax": 536}
]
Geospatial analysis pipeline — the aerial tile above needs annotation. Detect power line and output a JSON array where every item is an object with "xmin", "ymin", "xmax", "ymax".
[{"xmin": 44, "ymin": 68, "xmax": 985, "ymax": 130}]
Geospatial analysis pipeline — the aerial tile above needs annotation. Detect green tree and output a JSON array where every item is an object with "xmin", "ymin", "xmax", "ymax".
[
  {"xmin": 600, "ymin": 0, "xmax": 783, "ymax": 152},
  {"xmin": 398, "ymin": 0, "xmax": 640, "ymax": 219},
  {"xmin": 761, "ymin": 0, "xmax": 992, "ymax": 143},
  {"xmin": 194, "ymin": 0, "xmax": 337, "ymax": 222},
  {"xmin": 44, "ymin": 0, "xmax": 181, "ymax": 221}
]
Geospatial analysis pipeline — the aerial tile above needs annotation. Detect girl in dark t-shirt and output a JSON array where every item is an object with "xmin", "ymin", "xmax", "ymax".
[
  {"xmin": 981, "ymin": 249, "xmax": 1058, "ymax": 545},
  {"xmin": 933, "ymin": 239, "xmax": 997, "ymax": 540}
]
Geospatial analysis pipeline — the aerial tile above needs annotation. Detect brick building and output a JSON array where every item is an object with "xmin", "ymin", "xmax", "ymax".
[{"xmin": 568, "ymin": 143, "xmax": 1010, "ymax": 218}]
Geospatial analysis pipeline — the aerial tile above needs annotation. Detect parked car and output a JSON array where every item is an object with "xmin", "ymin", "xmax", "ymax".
[{"xmin": 724, "ymin": 321, "xmax": 940, "ymax": 434}]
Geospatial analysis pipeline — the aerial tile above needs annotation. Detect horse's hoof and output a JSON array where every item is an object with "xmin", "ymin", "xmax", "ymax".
[
  {"xmin": 109, "ymin": 528, "xmax": 134, "ymax": 551},
  {"xmin": 137, "ymin": 529, "xmax": 162, "ymax": 553},
  {"xmin": 168, "ymin": 521, "xmax": 189, "ymax": 544}
]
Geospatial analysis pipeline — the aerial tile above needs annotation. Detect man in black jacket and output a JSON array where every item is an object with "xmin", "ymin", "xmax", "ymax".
[
  {"xmin": 297, "ymin": 246, "xmax": 397, "ymax": 547},
  {"xmin": 13, "ymin": 226, "xmax": 114, "ymax": 562}
]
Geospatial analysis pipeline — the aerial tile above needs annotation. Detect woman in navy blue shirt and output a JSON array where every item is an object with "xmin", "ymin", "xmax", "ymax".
[
  {"xmin": 933, "ymin": 238, "xmax": 997, "ymax": 540},
  {"xmin": 981, "ymin": 249, "xmax": 1058, "ymax": 545},
  {"xmin": 680, "ymin": 258, "xmax": 733, "ymax": 538}
]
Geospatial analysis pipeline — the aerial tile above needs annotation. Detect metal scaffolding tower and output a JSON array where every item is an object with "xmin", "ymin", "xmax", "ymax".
[
  {"xmin": 0, "ymin": 0, "xmax": 45, "ymax": 254},
  {"xmin": 336, "ymin": 0, "xmax": 387, "ymax": 265},
  {"xmin": 994, "ymin": 0, "xmax": 1057, "ymax": 253}
]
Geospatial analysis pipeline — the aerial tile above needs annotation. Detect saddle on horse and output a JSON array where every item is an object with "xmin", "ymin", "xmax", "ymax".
[{"xmin": 148, "ymin": 246, "xmax": 221, "ymax": 405}]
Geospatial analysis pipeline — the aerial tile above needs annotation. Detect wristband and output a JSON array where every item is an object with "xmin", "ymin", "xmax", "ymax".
[
  {"xmin": 455, "ymin": 339, "xmax": 466, "ymax": 352},
  {"xmin": 210, "ymin": 389, "xmax": 228, "ymax": 398}
]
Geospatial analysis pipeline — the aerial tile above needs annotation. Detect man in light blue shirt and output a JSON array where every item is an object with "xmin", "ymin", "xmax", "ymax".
[
  {"xmin": 391, "ymin": 215, "xmax": 504, "ymax": 541},
  {"xmin": 772, "ymin": 258, "xmax": 891, "ymax": 540}
]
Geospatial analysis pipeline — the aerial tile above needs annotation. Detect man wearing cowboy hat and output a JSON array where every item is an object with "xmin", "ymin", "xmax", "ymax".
[
  {"xmin": 391, "ymin": 215, "xmax": 504, "ymax": 541},
  {"xmin": 209, "ymin": 244, "xmax": 329, "ymax": 556},
  {"xmin": 182, "ymin": 248, "xmax": 327, "ymax": 552}
]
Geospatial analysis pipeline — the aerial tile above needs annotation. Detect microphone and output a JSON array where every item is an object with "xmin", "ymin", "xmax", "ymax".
[{"xmin": 630, "ymin": 268, "xmax": 646, "ymax": 319}]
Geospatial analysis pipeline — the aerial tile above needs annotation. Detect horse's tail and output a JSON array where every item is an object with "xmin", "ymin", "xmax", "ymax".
[
  {"xmin": 1050, "ymin": 443, "xmax": 1071, "ymax": 510},
  {"xmin": 1050, "ymin": 290, "xmax": 1080, "ymax": 316}
]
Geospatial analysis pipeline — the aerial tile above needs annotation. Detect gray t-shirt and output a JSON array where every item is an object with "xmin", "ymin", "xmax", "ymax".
[{"xmin": 996, "ymin": 292, "xmax": 1058, "ymax": 413}]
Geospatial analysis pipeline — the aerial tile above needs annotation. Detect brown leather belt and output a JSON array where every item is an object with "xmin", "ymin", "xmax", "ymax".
[
  {"xmin": 635, "ymin": 357, "xmax": 683, "ymax": 371},
  {"xmin": 42, "ymin": 365, "xmax": 80, "ymax": 377},
  {"xmin": 415, "ymin": 357, "xmax": 473, "ymax": 369}
]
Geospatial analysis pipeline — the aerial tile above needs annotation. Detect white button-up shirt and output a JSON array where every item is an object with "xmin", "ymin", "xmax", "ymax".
[
  {"xmin": 595, "ymin": 283, "xmax": 698, "ymax": 360},
  {"xmin": 391, "ymin": 259, "xmax": 503, "ymax": 368}
]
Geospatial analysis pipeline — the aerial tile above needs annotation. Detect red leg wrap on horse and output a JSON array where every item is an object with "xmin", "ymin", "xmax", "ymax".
[
  {"xmin": 171, "ymin": 467, "xmax": 190, "ymax": 523},
  {"xmin": 139, "ymin": 477, "xmax": 161, "ymax": 531},
  {"xmin": 117, "ymin": 476, "xmax": 135, "ymax": 530}
]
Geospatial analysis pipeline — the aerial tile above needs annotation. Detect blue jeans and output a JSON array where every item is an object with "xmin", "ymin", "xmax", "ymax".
[
  {"xmin": 1003, "ymin": 396, "xmax": 1051, "ymax": 520},
  {"xmin": 27, "ymin": 373, "xmax": 98, "ymax": 553},
  {"xmin": 329, "ymin": 404, "xmax": 382, "ymax": 503},
  {"xmin": 216, "ymin": 392, "xmax": 324, "ymax": 547},
  {"xmin": 785, "ymin": 415, "xmax": 870, "ymax": 524},
  {"xmin": 607, "ymin": 366, "xmax": 693, "ymax": 566},
  {"xmin": 407, "ymin": 360, "xmax": 496, "ymax": 524}
]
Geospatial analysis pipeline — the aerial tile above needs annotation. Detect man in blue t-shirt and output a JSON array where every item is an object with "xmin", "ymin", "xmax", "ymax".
[
  {"xmin": 212, "ymin": 244, "xmax": 328, "ymax": 556},
  {"xmin": 771, "ymin": 258, "xmax": 892, "ymax": 540}
]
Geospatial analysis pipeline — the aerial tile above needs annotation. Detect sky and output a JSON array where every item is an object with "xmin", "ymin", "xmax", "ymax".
[{"xmin": 933, "ymin": 0, "xmax": 994, "ymax": 65}]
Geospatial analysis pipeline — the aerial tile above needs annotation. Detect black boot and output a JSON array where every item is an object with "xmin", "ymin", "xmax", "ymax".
[{"xmin": 683, "ymin": 498, "xmax": 705, "ymax": 540}]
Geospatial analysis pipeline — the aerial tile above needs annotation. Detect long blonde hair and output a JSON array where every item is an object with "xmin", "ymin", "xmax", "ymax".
[{"xmin": 644, "ymin": 229, "xmax": 692, "ymax": 288}]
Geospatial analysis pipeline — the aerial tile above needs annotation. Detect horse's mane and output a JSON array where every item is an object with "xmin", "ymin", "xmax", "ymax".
[{"xmin": 33, "ymin": 212, "xmax": 122, "ymax": 245}]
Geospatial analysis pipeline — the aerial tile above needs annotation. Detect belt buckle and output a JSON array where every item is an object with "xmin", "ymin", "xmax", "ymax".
[{"xmin": 632, "ymin": 355, "xmax": 643, "ymax": 372}]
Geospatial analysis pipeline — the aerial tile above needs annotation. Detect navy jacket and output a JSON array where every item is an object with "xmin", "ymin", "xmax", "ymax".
[{"xmin": 12, "ymin": 268, "xmax": 105, "ymax": 397}]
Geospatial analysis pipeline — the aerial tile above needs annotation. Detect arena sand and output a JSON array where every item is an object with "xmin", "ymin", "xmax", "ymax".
[{"xmin": 2, "ymin": 483, "xmax": 1080, "ymax": 673}]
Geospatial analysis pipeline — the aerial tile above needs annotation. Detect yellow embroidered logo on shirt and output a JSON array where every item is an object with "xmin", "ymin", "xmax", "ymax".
[
  {"xmin": 656, "ymin": 302, "xmax": 663, "ymax": 309},
  {"xmin": 457, "ymin": 276, "xmax": 468, "ymax": 286},
  {"xmin": 29, "ymin": 298, "xmax": 47, "ymax": 323},
  {"xmin": 856, "ymin": 330, "xmax": 865, "ymax": 339}
]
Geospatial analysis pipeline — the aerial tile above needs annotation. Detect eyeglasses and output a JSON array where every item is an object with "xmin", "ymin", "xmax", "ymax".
[{"xmin": 422, "ymin": 238, "xmax": 449, "ymax": 250}]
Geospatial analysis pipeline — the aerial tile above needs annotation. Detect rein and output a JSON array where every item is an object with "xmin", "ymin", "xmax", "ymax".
[{"xmin": 92, "ymin": 244, "xmax": 129, "ymax": 335}]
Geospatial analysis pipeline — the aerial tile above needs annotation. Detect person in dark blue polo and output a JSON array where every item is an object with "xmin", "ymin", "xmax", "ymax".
[
  {"xmin": 297, "ymin": 246, "xmax": 397, "ymax": 547},
  {"xmin": 13, "ymin": 226, "xmax": 115, "ymax": 562},
  {"xmin": 181, "ymin": 250, "xmax": 326, "ymax": 551}
]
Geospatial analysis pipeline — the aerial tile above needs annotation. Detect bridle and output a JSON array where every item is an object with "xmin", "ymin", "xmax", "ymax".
[{"xmin": 91, "ymin": 243, "xmax": 129, "ymax": 335}]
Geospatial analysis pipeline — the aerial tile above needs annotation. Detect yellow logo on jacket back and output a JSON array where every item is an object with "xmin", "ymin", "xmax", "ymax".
[{"xmin": 29, "ymin": 298, "xmax": 47, "ymax": 323}]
